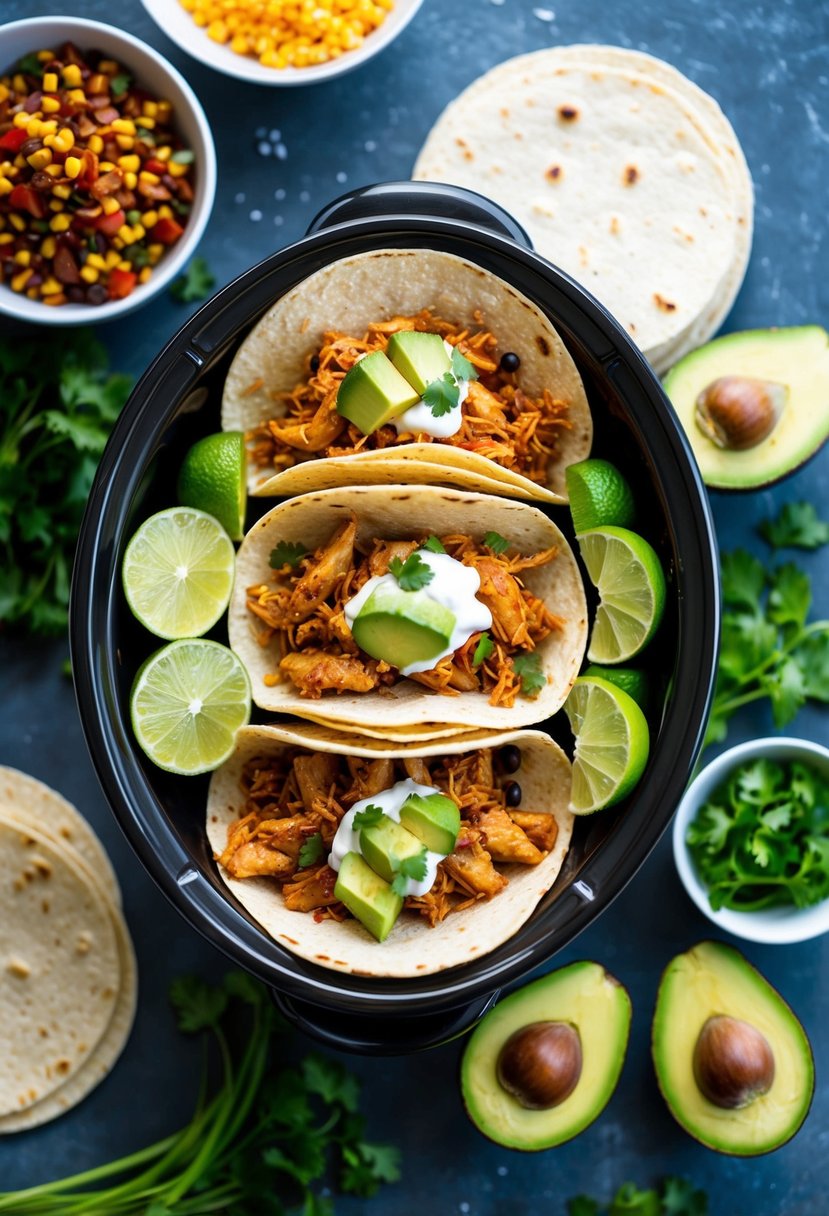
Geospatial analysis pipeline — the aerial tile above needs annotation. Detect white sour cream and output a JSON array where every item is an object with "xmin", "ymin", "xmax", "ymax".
[
  {"xmin": 328, "ymin": 778, "xmax": 446, "ymax": 897},
  {"xmin": 391, "ymin": 340, "xmax": 469, "ymax": 439},
  {"xmin": 343, "ymin": 549, "xmax": 492, "ymax": 676}
]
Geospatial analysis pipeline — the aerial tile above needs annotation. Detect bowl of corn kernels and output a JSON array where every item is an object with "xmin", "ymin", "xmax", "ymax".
[
  {"xmin": 140, "ymin": 0, "xmax": 424, "ymax": 85},
  {"xmin": 0, "ymin": 17, "xmax": 216, "ymax": 323}
]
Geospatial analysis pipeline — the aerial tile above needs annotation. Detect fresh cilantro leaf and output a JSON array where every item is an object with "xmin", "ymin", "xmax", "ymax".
[
  {"xmin": 169, "ymin": 255, "xmax": 216, "ymax": 303},
  {"xmin": 609, "ymin": 1181, "xmax": 660, "ymax": 1215},
  {"xmin": 298, "ymin": 832, "xmax": 324, "ymax": 868},
  {"xmin": 472, "ymin": 632, "xmax": 494, "ymax": 666},
  {"xmin": 762, "ymin": 656, "xmax": 807, "ymax": 727},
  {"xmin": 270, "ymin": 540, "xmax": 308, "ymax": 569},
  {"xmin": 450, "ymin": 346, "xmax": 478, "ymax": 383},
  {"xmin": 144, "ymin": 1204, "xmax": 171, "ymax": 1216},
  {"xmin": 660, "ymin": 1176, "xmax": 709, "ymax": 1216},
  {"xmin": 567, "ymin": 1199, "xmax": 601, "ymax": 1216},
  {"xmin": 421, "ymin": 534, "xmax": 446, "ymax": 553},
  {"xmin": 169, "ymin": 975, "xmax": 228, "ymax": 1033},
  {"xmin": 720, "ymin": 548, "xmax": 765, "ymax": 611},
  {"xmin": 110, "ymin": 72, "xmax": 132, "ymax": 97},
  {"xmin": 791, "ymin": 632, "xmax": 829, "ymax": 701},
  {"xmin": 17, "ymin": 52, "xmax": 43, "ymax": 75},
  {"xmin": 513, "ymin": 652, "xmax": 545, "ymax": 697},
  {"xmin": 223, "ymin": 969, "xmax": 267, "ymax": 1007},
  {"xmin": 422, "ymin": 371, "xmax": 460, "ymax": 417},
  {"xmin": 768, "ymin": 563, "xmax": 811, "ymax": 630},
  {"xmin": 353, "ymin": 803, "xmax": 384, "ymax": 830},
  {"xmin": 301, "ymin": 1054, "xmax": 361, "ymax": 1112},
  {"xmin": 390, "ymin": 848, "xmax": 429, "ymax": 895},
  {"xmin": 389, "ymin": 551, "xmax": 434, "ymax": 591},
  {"xmin": 484, "ymin": 530, "xmax": 511, "ymax": 555},
  {"xmin": 263, "ymin": 1135, "xmax": 327, "ymax": 1185},
  {"xmin": 760, "ymin": 501, "xmax": 829, "ymax": 550},
  {"xmin": 341, "ymin": 1142, "xmax": 401, "ymax": 1197}
]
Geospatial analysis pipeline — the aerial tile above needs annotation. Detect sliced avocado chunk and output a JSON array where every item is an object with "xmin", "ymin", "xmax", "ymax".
[
  {"xmin": 461, "ymin": 960, "xmax": 631, "ymax": 1149},
  {"xmin": 386, "ymin": 331, "xmax": 452, "ymax": 394},
  {"xmin": 336, "ymin": 351, "xmax": 419, "ymax": 435},
  {"xmin": 399, "ymin": 792, "xmax": 460, "ymax": 855},
  {"xmin": 663, "ymin": 326, "xmax": 829, "ymax": 489},
  {"xmin": 652, "ymin": 940, "xmax": 814, "ymax": 1155},
  {"xmin": 334, "ymin": 851, "xmax": 403, "ymax": 942},
  {"xmin": 351, "ymin": 582, "xmax": 455, "ymax": 669},
  {"xmin": 359, "ymin": 813, "xmax": 425, "ymax": 885}
]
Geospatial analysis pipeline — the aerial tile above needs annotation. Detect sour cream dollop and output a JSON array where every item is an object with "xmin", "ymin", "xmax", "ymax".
[
  {"xmin": 391, "ymin": 340, "xmax": 469, "ymax": 439},
  {"xmin": 343, "ymin": 549, "xmax": 492, "ymax": 676}
]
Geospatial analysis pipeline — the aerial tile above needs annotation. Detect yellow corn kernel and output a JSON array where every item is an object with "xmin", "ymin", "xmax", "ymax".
[
  {"xmin": 8, "ymin": 213, "xmax": 25, "ymax": 231},
  {"xmin": 62, "ymin": 63, "xmax": 82, "ymax": 87},
  {"xmin": 11, "ymin": 268, "xmax": 32, "ymax": 292},
  {"xmin": 40, "ymin": 236, "xmax": 56, "ymax": 259},
  {"xmin": 147, "ymin": 243, "xmax": 163, "ymax": 264},
  {"xmin": 13, "ymin": 111, "xmax": 31, "ymax": 128},
  {"xmin": 117, "ymin": 224, "xmax": 137, "ymax": 245},
  {"xmin": 141, "ymin": 209, "xmax": 158, "ymax": 229},
  {"xmin": 111, "ymin": 118, "xmax": 136, "ymax": 135},
  {"xmin": 138, "ymin": 170, "xmax": 160, "ymax": 185},
  {"xmin": 131, "ymin": 223, "xmax": 146, "ymax": 240},
  {"xmin": 67, "ymin": 87, "xmax": 86, "ymax": 103},
  {"xmin": 0, "ymin": 231, "xmax": 14, "ymax": 242},
  {"xmin": 0, "ymin": 85, "xmax": 8, "ymax": 103},
  {"xmin": 52, "ymin": 184, "xmax": 72, "ymax": 200},
  {"xmin": 98, "ymin": 59, "xmax": 119, "ymax": 73},
  {"xmin": 138, "ymin": 265, "xmax": 152, "ymax": 285},
  {"xmin": 49, "ymin": 213, "xmax": 71, "ymax": 233},
  {"xmin": 41, "ymin": 95, "xmax": 61, "ymax": 113},
  {"xmin": 137, "ymin": 116, "xmax": 156, "ymax": 130},
  {"xmin": 157, "ymin": 204, "xmax": 173, "ymax": 220},
  {"xmin": 40, "ymin": 276, "xmax": 63, "ymax": 295},
  {"xmin": 105, "ymin": 250, "xmax": 121, "ymax": 268},
  {"xmin": 64, "ymin": 155, "xmax": 81, "ymax": 179},
  {"xmin": 116, "ymin": 259, "xmax": 132, "ymax": 272},
  {"xmin": 115, "ymin": 134, "xmax": 134, "ymax": 150},
  {"xmin": 39, "ymin": 119, "xmax": 57, "ymax": 134},
  {"xmin": 0, "ymin": 178, "xmax": 12, "ymax": 197},
  {"xmin": 153, "ymin": 146, "xmax": 171, "ymax": 162},
  {"xmin": 87, "ymin": 135, "xmax": 104, "ymax": 154},
  {"xmin": 86, "ymin": 252, "xmax": 109, "ymax": 271},
  {"xmin": 26, "ymin": 287, "xmax": 39, "ymax": 300},
  {"xmin": 207, "ymin": 19, "xmax": 229, "ymax": 42},
  {"xmin": 12, "ymin": 75, "xmax": 26, "ymax": 95},
  {"xmin": 80, "ymin": 265, "xmax": 99, "ymax": 284},
  {"xmin": 44, "ymin": 163, "xmax": 63, "ymax": 177},
  {"xmin": 117, "ymin": 154, "xmax": 140, "ymax": 173},
  {"xmin": 54, "ymin": 128, "xmax": 75, "ymax": 153},
  {"xmin": 167, "ymin": 160, "xmax": 189, "ymax": 177},
  {"xmin": 27, "ymin": 147, "xmax": 52, "ymax": 170},
  {"xmin": 101, "ymin": 195, "xmax": 121, "ymax": 216},
  {"xmin": 123, "ymin": 171, "xmax": 137, "ymax": 190},
  {"xmin": 98, "ymin": 161, "xmax": 116, "ymax": 172},
  {"xmin": 42, "ymin": 72, "xmax": 59, "ymax": 92},
  {"xmin": 111, "ymin": 237, "xmax": 124, "ymax": 250},
  {"xmin": 142, "ymin": 100, "xmax": 158, "ymax": 118},
  {"xmin": 43, "ymin": 293, "xmax": 68, "ymax": 306},
  {"xmin": 13, "ymin": 249, "xmax": 31, "ymax": 267},
  {"xmin": 156, "ymin": 101, "xmax": 172, "ymax": 121},
  {"xmin": 26, "ymin": 116, "xmax": 43, "ymax": 137}
]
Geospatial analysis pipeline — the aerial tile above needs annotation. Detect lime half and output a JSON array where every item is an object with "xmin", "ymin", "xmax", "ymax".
[
  {"xmin": 565, "ymin": 676, "xmax": 650, "ymax": 814},
  {"xmin": 583, "ymin": 664, "xmax": 650, "ymax": 710},
  {"xmin": 131, "ymin": 640, "xmax": 251, "ymax": 775},
  {"xmin": 178, "ymin": 431, "xmax": 246, "ymax": 542},
  {"xmin": 122, "ymin": 507, "xmax": 235, "ymax": 640},
  {"xmin": 579, "ymin": 526, "xmax": 666, "ymax": 663},
  {"xmin": 565, "ymin": 459, "xmax": 635, "ymax": 533}
]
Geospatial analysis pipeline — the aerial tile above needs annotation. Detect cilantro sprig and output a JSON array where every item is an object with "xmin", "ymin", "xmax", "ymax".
[
  {"xmin": 421, "ymin": 534, "xmax": 446, "ymax": 554},
  {"xmin": 759, "ymin": 501, "xmax": 829, "ymax": 550},
  {"xmin": 353, "ymin": 803, "xmax": 384, "ymax": 830},
  {"xmin": 484, "ymin": 530, "xmax": 511, "ymax": 555},
  {"xmin": 390, "ymin": 848, "xmax": 429, "ymax": 896},
  {"xmin": 270, "ymin": 540, "xmax": 308, "ymax": 570},
  {"xmin": 513, "ymin": 652, "xmax": 545, "ymax": 697},
  {"xmin": 389, "ymin": 551, "xmax": 434, "ymax": 591},
  {"xmin": 169, "ymin": 255, "xmax": 216, "ymax": 303},
  {"xmin": 420, "ymin": 346, "xmax": 479, "ymax": 419},
  {"xmin": 567, "ymin": 1176, "xmax": 707, "ymax": 1216},
  {"xmin": 298, "ymin": 832, "xmax": 324, "ymax": 868}
]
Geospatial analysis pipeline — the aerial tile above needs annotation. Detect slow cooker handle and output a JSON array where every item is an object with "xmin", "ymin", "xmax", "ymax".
[
  {"xmin": 305, "ymin": 181, "xmax": 532, "ymax": 248},
  {"xmin": 271, "ymin": 987, "xmax": 500, "ymax": 1055}
]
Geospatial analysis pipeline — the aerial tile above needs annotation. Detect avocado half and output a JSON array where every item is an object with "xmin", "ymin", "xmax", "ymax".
[
  {"xmin": 652, "ymin": 941, "xmax": 814, "ymax": 1156},
  {"xmin": 663, "ymin": 326, "xmax": 829, "ymax": 490},
  {"xmin": 460, "ymin": 961, "xmax": 631, "ymax": 1150}
]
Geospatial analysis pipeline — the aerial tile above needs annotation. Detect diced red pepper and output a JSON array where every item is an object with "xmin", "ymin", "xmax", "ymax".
[
  {"xmin": 0, "ymin": 128, "xmax": 28, "ymax": 153},
  {"xmin": 76, "ymin": 148, "xmax": 99, "ymax": 190},
  {"xmin": 151, "ymin": 216, "xmax": 184, "ymax": 245},
  {"xmin": 8, "ymin": 184, "xmax": 48, "ymax": 219},
  {"xmin": 107, "ymin": 268, "xmax": 137, "ymax": 299},
  {"xmin": 94, "ymin": 208, "xmax": 126, "ymax": 236},
  {"xmin": 144, "ymin": 158, "xmax": 168, "ymax": 176}
]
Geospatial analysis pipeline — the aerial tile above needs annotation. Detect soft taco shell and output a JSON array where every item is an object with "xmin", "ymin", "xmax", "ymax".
[
  {"xmin": 229, "ymin": 485, "xmax": 587, "ymax": 736},
  {"xmin": 206, "ymin": 723, "xmax": 573, "ymax": 977},
  {"xmin": 221, "ymin": 248, "xmax": 592, "ymax": 503}
]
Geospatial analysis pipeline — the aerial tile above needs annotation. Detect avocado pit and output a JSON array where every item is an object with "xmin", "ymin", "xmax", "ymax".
[
  {"xmin": 693, "ymin": 1014, "xmax": 775, "ymax": 1110},
  {"xmin": 496, "ymin": 1021, "xmax": 582, "ymax": 1110},
  {"xmin": 694, "ymin": 375, "xmax": 786, "ymax": 451}
]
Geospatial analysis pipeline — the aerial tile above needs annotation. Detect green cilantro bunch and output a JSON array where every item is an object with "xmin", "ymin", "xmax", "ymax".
[{"xmin": 568, "ymin": 1176, "xmax": 708, "ymax": 1216}]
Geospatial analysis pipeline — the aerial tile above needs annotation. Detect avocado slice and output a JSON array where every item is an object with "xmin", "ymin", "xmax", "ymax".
[
  {"xmin": 386, "ymin": 331, "xmax": 452, "ymax": 394},
  {"xmin": 351, "ymin": 582, "xmax": 456, "ymax": 669},
  {"xmin": 336, "ymin": 351, "xmax": 419, "ymax": 435},
  {"xmin": 399, "ymin": 792, "xmax": 460, "ymax": 855},
  {"xmin": 333, "ymin": 851, "xmax": 403, "ymax": 942},
  {"xmin": 461, "ymin": 961, "xmax": 631, "ymax": 1149},
  {"xmin": 663, "ymin": 326, "xmax": 829, "ymax": 489},
  {"xmin": 652, "ymin": 940, "xmax": 814, "ymax": 1155},
  {"xmin": 359, "ymin": 813, "xmax": 426, "ymax": 885}
]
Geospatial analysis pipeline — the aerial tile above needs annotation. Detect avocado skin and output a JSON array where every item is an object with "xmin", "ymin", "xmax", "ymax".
[
  {"xmin": 651, "ymin": 940, "xmax": 815, "ymax": 1156},
  {"xmin": 460, "ymin": 960, "xmax": 631, "ymax": 1151}
]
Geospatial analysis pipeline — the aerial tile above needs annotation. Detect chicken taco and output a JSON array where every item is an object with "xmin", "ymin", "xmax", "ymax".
[
  {"xmin": 206, "ymin": 723, "xmax": 573, "ymax": 976},
  {"xmin": 228, "ymin": 485, "xmax": 587, "ymax": 738},
  {"xmin": 221, "ymin": 248, "xmax": 592, "ymax": 504}
]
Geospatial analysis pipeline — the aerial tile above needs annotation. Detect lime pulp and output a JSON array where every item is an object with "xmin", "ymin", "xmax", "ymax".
[{"xmin": 578, "ymin": 526, "xmax": 666, "ymax": 663}]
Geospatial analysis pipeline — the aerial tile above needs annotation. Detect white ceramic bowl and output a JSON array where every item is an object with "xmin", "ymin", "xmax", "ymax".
[
  {"xmin": 673, "ymin": 736, "xmax": 829, "ymax": 944},
  {"xmin": 140, "ymin": 0, "xmax": 424, "ymax": 86},
  {"xmin": 0, "ymin": 17, "xmax": 216, "ymax": 326}
]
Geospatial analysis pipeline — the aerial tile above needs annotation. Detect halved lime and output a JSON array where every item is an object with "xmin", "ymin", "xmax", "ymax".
[
  {"xmin": 564, "ymin": 676, "xmax": 650, "ymax": 814},
  {"xmin": 122, "ymin": 507, "xmax": 235, "ymax": 640},
  {"xmin": 565, "ymin": 459, "xmax": 635, "ymax": 533},
  {"xmin": 177, "ymin": 431, "xmax": 246, "ymax": 542},
  {"xmin": 579, "ymin": 526, "xmax": 666, "ymax": 663},
  {"xmin": 583, "ymin": 663, "xmax": 650, "ymax": 710},
  {"xmin": 130, "ymin": 639, "xmax": 251, "ymax": 775}
]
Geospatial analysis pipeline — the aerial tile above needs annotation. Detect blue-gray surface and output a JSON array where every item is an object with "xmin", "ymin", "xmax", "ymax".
[{"xmin": 0, "ymin": 0, "xmax": 827, "ymax": 1212}]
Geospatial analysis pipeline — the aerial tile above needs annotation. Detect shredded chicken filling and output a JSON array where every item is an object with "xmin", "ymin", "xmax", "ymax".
[
  {"xmin": 247, "ymin": 310, "xmax": 572, "ymax": 485},
  {"xmin": 218, "ymin": 749, "xmax": 559, "ymax": 927},
  {"xmin": 247, "ymin": 522, "xmax": 563, "ymax": 708}
]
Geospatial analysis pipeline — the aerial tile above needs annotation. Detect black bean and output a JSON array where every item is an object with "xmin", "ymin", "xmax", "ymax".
[
  {"xmin": 498, "ymin": 744, "xmax": 522, "ymax": 773},
  {"xmin": 499, "ymin": 351, "xmax": 521, "ymax": 373},
  {"xmin": 67, "ymin": 286, "xmax": 86, "ymax": 303},
  {"xmin": 86, "ymin": 283, "xmax": 108, "ymax": 306},
  {"xmin": 309, "ymin": 354, "xmax": 320, "ymax": 373},
  {"xmin": 504, "ymin": 781, "xmax": 522, "ymax": 807}
]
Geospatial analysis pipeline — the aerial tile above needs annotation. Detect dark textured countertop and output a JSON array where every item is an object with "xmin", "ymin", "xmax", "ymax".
[{"xmin": 1, "ymin": 1, "xmax": 827, "ymax": 1212}]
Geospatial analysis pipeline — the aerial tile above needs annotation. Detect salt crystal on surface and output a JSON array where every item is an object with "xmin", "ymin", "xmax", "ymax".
[
  {"xmin": 274, "ymin": 215, "xmax": 284, "ymax": 226},
  {"xmin": 275, "ymin": 143, "xmax": 288, "ymax": 160},
  {"xmin": 533, "ymin": 6, "xmax": 555, "ymax": 19},
  {"xmin": 258, "ymin": 142, "xmax": 273, "ymax": 156},
  {"xmin": 274, "ymin": 188, "xmax": 286, "ymax": 200},
  {"xmin": 299, "ymin": 190, "xmax": 311, "ymax": 202},
  {"xmin": 234, "ymin": 192, "xmax": 246, "ymax": 204},
  {"xmin": 336, "ymin": 171, "xmax": 348, "ymax": 183},
  {"xmin": 269, "ymin": 129, "xmax": 281, "ymax": 141},
  {"xmin": 250, "ymin": 209, "xmax": 263, "ymax": 222},
  {"xmin": 365, "ymin": 139, "xmax": 377, "ymax": 152}
]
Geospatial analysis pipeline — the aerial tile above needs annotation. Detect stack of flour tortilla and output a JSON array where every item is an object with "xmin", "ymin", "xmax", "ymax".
[
  {"xmin": 0, "ymin": 767, "xmax": 136, "ymax": 1132},
  {"xmin": 413, "ymin": 45, "xmax": 753, "ymax": 374}
]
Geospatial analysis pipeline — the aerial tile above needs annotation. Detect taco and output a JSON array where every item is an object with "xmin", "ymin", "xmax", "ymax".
[
  {"xmin": 221, "ymin": 248, "xmax": 592, "ymax": 503},
  {"xmin": 228, "ymin": 485, "xmax": 587, "ymax": 738},
  {"xmin": 206, "ymin": 722, "xmax": 573, "ymax": 976}
]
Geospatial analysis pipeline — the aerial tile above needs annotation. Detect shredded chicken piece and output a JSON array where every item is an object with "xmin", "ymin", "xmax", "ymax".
[
  {"xmin": 470, "ymin": 806, "xmax": 544, "ymax": 865},
  {"xmin": 282, "ymin": 864, "xmax": 339, "ymax": 912},
  {"xmin": 286, "ymin": 519, "xmax": 357, "ymax": 622},
  {"xmin": 293, "ymin": 753, "xmax": 339, "ymax": 814},
  {"xmin": 403, "ymin": 757, "xmax": 432, "ymax": 785},
  {"xmin": 279, "ymin": 650, "xmax": 378, "ymax": 697},
  {"xmin": 443, "ymin": 832, "xmax": 508, "ymax": 899},
  {"xmin": 509, "ymin": 811, "xmax": 559, "ymax": 854}
]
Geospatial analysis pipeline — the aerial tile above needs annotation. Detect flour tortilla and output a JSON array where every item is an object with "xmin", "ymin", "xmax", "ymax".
[
  {"xmin": 206, "ymin": 723, "xmax": 573, "ymax": 977},
  {"xmin": 0, "ymin": 817, "xmax": 120, "ymax": 1118},
  {"xmin": 222, "ymin": 248, "xmax": 592, "ymax": 503},
  {"xmin": 414, "ymin": 51, "xmax": 752, "ymax": 372},
  {"xmin": 229, "ymin": 485, "xmax": 587, "ymax": 736}
]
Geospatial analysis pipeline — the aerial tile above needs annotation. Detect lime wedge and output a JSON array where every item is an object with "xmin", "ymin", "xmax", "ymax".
[
  {"xmin": 564, "ymin": 676, "xmax": 650, "ymax": 814},
  {"xmin": 122, "ymin": 507, "xmax": 235, "ymax": 640},
  {"xmin": 583, "ymin": 664, "xmax": 650, "ymax": 710},
  {"xmin": 130, "ymin": 640, "xmax": 251, "ymax": 775},
  {"xmin": 178, "ymin": 431, "xmax": 246, "ymax": 542},
  {"xmin": 578, "ymin": 526, "xmax": 666, "ymax": 663},
  {"xmin": 565, "ymin": 459, "xmax": 635, "ymax": 533}
]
